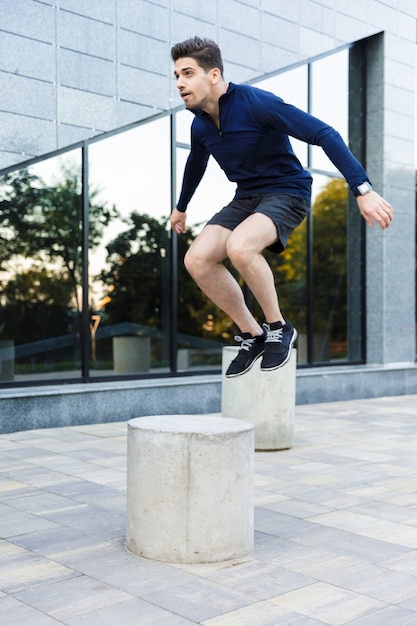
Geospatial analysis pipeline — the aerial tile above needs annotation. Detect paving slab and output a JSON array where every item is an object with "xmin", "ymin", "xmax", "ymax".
[{"xmin": 0, "ymin": 394, "xmax": 416, "ymax": 624}]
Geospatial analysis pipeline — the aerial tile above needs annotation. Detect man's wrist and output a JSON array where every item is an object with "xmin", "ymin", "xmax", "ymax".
[{"xmin": 353, "ymin": 181, "xmax": 373, "ymax": 197}]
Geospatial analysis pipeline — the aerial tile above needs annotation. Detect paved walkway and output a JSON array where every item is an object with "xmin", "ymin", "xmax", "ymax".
[{"xmin": 1, "ymin": 395, "xmax": 417, "ymax": 625}]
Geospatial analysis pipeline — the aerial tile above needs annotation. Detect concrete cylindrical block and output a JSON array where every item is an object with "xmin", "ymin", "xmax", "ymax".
[
  {"xmin": 222, "ymin": 347, "xmax": 296, "ymax": 451},
  {"xmin": 126, "ymin": 414, "xmax": 254, "ymax": 564}
]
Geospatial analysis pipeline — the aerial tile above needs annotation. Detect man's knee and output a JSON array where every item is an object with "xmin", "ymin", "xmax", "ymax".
[
  {"xmin": 184, "ymin": 245, "xmax": 208, "ymax": 279},
  {"xmin": 184, "ymin": 247, "xmax": 197, "ymax": 275},
  {"xmin": 226, "ymin": 236, "xmax": 251, "ymax": 268},
  {"xmin": 185, "ymin": 226, "xmax": 230, "ymax": 280}
]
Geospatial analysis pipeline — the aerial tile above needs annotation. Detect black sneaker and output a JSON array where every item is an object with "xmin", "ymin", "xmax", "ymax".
[
  {"xmin": 260, "ymin": 320, "xmax": 297, "ymax": 371},
  {"xmin": 225, "ymin": 332, "xmax": 265, "ymax": 378}
]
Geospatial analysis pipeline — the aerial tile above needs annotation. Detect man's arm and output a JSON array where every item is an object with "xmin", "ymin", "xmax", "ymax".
[
  {"xmin": 170, "ymin": 152, "xmax": 205, "ymax": 234},
  {"xmin": 263, "ymin": 97, "xmax": 393, "ymax": 229},
  {"xmin": 317, "ymin": 129, "xmax": 393, "ymax": 229},
  {"xmin": 291, "ymin": 116, "xmax": 393, "ymax": 229},
  {"xmin": 172, "ymin": 129, "xmax": 209, "ymax": 231}
]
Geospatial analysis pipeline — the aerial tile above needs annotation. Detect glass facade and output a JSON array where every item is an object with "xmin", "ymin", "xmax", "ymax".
[{"xmin": 0, "ymin": 45, "xmax": 366, "ymax": 386}]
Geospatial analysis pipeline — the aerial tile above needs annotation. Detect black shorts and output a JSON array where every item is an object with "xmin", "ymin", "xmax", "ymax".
[{"xmin": 206, "ymin": 193, "xmax": 310, "ymax": 254}]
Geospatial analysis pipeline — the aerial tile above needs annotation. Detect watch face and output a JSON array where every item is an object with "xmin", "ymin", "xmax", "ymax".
[{"xmin": 358, "ymin": 182, "xmax": 372, "ymax": 195}]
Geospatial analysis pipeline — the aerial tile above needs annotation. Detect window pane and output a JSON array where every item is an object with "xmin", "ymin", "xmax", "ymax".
[
  {"xmin": 310, "ymin": 50, "xmax": 348, "ymax": 173},
  {"xmin": 175, "ymin": 108, "xmax": 192, "ymax": 146},
  {"xmin": 88, "ymin": 117, "xmax": 171, "ymax": 376},
  {"xmin": 0, "ymin": 151, "xmax": 83, "ymax": 382},
  {"xmin": 311, "ymin": 175, "xmax": 348, "ymax": 362}
]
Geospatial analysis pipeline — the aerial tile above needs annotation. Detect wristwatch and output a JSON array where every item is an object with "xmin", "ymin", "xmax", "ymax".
[{"xmin": 353, "ymin": 181, "xmax": 373, "ymax": 197}]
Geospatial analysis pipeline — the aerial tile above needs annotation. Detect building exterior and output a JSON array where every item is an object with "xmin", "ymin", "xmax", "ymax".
[{"xmin": 0, "ymin": 0, "xmax": 415, "ymax": 431}]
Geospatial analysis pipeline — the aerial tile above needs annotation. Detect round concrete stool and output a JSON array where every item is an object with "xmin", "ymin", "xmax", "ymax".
[
  {"xmin": 126, "ymin": 415, "xmax": 254, "ymax": 564},
  {"xmin": 222, "ymin": 346, "xmax": 296, "ymax": 451}
]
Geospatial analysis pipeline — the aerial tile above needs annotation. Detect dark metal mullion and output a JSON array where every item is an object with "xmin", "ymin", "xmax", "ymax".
[
  {"xmin": 170, "ymin": 113, "xmax": 179, "ymax": 374},
  {"xmin": 81, "ymin": 142, "xmax": 90, "ymax": 379},
  {"xmin": 360, "ymin": 44, "xmax": 368, "ymax": 364},
  {"xmin": 306, "ymin": 63, "xmax": 314, "ymax": 364}
]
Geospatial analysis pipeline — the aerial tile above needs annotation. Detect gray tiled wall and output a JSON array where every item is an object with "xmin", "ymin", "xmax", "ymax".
[{"xmin": 0, "ymin": 0, "xmax": 415, "ymax": 168}]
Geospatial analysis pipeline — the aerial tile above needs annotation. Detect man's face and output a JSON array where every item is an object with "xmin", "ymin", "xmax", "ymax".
[{"xmin": 174, "ymin": 57, "xmax": 214, "ymax": 111}]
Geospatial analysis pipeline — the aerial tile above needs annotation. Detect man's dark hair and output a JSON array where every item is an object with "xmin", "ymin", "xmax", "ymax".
[{"xmin": 171, "ymin": 36, "xmax": 224, "ymax": 76}]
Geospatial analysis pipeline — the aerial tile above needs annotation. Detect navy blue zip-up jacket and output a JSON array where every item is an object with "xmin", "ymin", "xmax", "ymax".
[{"xmin": 176, "ymin": 82, "xmax": 370, "ymax": 212}]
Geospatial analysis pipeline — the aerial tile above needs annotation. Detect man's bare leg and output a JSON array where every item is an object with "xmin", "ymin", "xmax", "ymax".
[
  {"xmin": 184, "ymin": 224, "xmax": 263, "ymax": 336},
  {"xmin": 184, "ymin": 215, "xmax": 295, "ymax": 376},
  {"xmin": 225, "ymin": 212, "xmax": 284, "ymax": 324},
  {"xmin": 224, "ymin": 212, "xmax": 298, "ymax": 372}
]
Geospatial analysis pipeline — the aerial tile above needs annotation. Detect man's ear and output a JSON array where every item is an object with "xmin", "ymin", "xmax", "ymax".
[{"xmin": 210, "ymin": 67, "xmax": 222, "ymax": 83}]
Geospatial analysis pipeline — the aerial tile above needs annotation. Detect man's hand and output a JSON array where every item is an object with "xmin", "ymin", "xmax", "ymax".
[
  {"xmin": 356, "ymin": 191, "xmax": 393, "ymax": 230},
  {"xmin": 170, "ymin": 208, "xmax": 187, "ymax": 234}
]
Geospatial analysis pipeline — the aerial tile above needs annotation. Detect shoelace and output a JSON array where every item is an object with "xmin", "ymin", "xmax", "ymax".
[
  {"xmin": 235, "ymin": 335, "xmax": 256, "ymax": 352},
  {"xmin": 264, "ymin": 327, "xmax": 283, "ymax": 343}
]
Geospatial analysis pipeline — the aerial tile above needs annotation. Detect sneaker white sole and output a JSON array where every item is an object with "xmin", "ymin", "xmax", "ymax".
[{"xmin": 225, "ymin": 350, "xmax": 265, "ymax": 378}]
